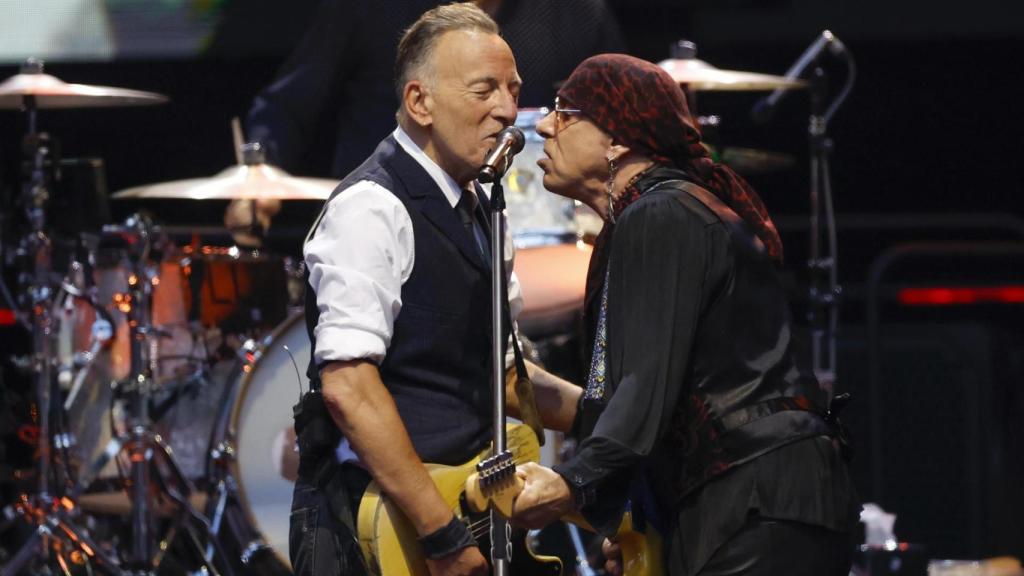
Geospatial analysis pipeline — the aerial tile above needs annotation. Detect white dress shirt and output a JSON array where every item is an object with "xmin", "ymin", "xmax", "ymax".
[{"xmin": 304, "ymin": 126, "xmax": 523, "ymax": 368}]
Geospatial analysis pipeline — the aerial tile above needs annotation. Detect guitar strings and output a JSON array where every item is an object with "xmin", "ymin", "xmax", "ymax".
[
  {"xmin": 466, "ymin": 516, "xmax": 518, "ymax": 541},
  {"xmin": 468, "ymin": 518, "xmax": 490, "ymax": 540}
]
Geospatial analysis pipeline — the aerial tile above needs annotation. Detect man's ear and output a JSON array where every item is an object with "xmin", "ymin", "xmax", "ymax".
[
  {"xmin": 607, "ymin": 142, "xmax": 632, "ymax": 164},
  {"xmin": 403, "ymin": 80, "xmax": 433, "ymax": 128}
]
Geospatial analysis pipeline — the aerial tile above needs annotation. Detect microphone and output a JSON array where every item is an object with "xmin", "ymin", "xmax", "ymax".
[
  {"xmin": 751, "ymin": 30, "xmax": 846, "ymax": 124},
  {"xmin": 478, "ymin": 126, "xmax": 525, "ymax": 183}
]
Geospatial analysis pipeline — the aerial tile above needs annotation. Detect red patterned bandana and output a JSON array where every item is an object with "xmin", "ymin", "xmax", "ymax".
[{"xmin": 558, "ymin": 53, "xmax": 784, "ymax": 263}]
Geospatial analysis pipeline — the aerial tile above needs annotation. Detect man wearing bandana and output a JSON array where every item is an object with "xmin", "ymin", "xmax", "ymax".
[{"xmin": 510, "ymin": 54, "xmax": 860, "ymax": 576}]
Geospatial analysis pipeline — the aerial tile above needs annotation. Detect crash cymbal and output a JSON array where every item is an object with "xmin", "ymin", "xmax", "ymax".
[
  {"xmin": 709, "ymin": 145, "xmax": 796, "ymax": 175},
  {"xmin": 0, "ymin": 62, "xmax": 169, "ymax": 109},
  {"xmin": 658, "ymin": 58, "xmax": 807, "ymax": 92},
  {"xmin": 112, "ymin": 163, "xmax": 338, "ymax": 201}
]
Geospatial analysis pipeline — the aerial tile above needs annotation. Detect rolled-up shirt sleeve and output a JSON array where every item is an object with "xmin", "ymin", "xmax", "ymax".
[{"xmin": 304, "ymin": 181, "xmax": 415, "ymax": 366}]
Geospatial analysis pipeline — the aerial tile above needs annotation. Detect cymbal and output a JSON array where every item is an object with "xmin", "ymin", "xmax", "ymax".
[
  {"xmin": 0, "ymin": 71, "xmax": 169, "ymax": 109},
  {"xmin": 112, "ymin": 163, "xmax": 339, "ymax": 201},
  {"xmin": 658, "ymin": 58, "xmax": 807, "ymax": 91},
  {"xmin": 711, "ymin": 145, "xmax": 796, "ymax": 175}
]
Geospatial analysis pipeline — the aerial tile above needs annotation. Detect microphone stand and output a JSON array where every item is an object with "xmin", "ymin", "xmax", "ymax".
[
  {"xmin": 487, "ymin": 176, "xmax": 512, "ymax": 576},
  {"xmin": 802, "ymin": 37, "xmax": 856, "ymax": 396},
  {"xmin": 806, "ymin": 64, "xmax": 840, "ymax": 393}
]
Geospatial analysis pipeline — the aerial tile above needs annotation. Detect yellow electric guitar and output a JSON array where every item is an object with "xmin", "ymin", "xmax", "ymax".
[
  {"xmin": 356, "ymin": 424, "xmax": 561, "ymax": 575},
  {"xmin": 464, "ymin": 451, "xmax": 664, "ymax": 576}
]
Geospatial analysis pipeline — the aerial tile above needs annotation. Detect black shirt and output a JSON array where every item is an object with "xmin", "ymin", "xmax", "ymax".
[{"xmin": 554, "ymin": 169, "xmax": 858, "ymax": 574}]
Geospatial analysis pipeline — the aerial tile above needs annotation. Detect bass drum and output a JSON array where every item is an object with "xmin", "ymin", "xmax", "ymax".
[
  {"xmin": 228, "ymin": 313, "xmax": 566, "ymax": 568},
  {"xmin": 228, "ymin": 312, "xmax": 308, "ymax": 568}
]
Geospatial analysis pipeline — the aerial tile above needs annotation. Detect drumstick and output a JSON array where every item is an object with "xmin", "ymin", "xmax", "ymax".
[{"xmin": 231, "ymin": 117, "xmax": 245, "ymax": 165}]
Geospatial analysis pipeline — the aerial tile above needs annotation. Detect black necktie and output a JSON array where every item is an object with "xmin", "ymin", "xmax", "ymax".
[
  {"xmin": 456, "ymin": 191, "xmax": 491, "ymax": 268},
  {"xmin": 455, "ymin": 189, "xmax": 477, "ymax": 234}
]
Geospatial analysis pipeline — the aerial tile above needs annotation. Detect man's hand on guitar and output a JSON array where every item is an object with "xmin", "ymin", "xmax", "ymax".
[
  {"xmin": 424, "ymin": 545, "xmax": 488, "ymax": 576},
  {"xmin": 510, "ymin": 462, "xmax": 574, "ymax": 529}
]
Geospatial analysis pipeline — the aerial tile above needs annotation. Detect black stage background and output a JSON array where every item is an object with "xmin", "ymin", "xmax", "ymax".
[{"xmin": 1, "ymin": 0, "xmax": 1023, "ymax": 565}]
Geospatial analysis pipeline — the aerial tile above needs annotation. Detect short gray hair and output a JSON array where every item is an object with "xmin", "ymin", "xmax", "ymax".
[{"xmin": 394, "ymin": 2, "xmax": 500, "ymax": 101}]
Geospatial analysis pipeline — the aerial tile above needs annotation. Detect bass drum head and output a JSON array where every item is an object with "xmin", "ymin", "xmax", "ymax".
[{"xmin": 229, "ymin": 313, "xmax": 308, "ymax": 568}]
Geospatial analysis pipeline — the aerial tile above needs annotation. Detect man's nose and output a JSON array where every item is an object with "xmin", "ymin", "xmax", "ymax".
[
  {"xmin": 536, "ymin": 111, "xmax": 556, "ymax": 138},
  {"xmin": 494, "ymin": 89, "xmax": 518, "ymax": 125}
]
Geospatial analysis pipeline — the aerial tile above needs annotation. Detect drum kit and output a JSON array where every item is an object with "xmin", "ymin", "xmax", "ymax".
[
  {"xmin": 0, "ymin": 59, "xmax": 326, "ymax": 576},
  {"xmin": 0, "ymin": 42, "xmax": 821, "ymax": 575}
]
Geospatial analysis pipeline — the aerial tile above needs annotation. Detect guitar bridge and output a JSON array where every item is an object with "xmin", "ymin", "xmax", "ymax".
[{"xmin": 476, "ymin": 450, "xmax": 515, "ymax": 488}]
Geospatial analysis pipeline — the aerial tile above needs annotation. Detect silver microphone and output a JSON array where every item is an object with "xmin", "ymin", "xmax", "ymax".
[{"xmin": 478, "ymin": 126, "xmax": 525, "ymax": 183}]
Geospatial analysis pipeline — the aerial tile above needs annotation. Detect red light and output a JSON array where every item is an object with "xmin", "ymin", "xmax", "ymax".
[
  {"xmin": 898, "ymin": 285, "xmax": 1024, "ymax": 306},
  {"xmin": 0, "ymin": 308, "xmax": 15, "ymax": 326}
]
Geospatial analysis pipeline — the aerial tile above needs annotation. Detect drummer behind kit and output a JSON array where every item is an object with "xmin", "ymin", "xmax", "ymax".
[{"xmin": 0, "ymin": 40, "xmax": 817, "ymax": 574}]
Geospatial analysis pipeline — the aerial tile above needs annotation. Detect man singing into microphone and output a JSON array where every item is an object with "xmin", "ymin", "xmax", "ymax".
[{"xmin": 294, "ymin": 4, "xmax": 582, "ymax": 575}]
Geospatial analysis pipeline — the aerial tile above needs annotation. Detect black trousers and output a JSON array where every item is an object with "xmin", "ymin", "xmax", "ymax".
[
  {"xmin": 289, "ymin": 462, "xmax": 372, "ymax": 576},
  {"xmin": 697, "ymin": 517, "xmax": 853, "ymax": 576}
]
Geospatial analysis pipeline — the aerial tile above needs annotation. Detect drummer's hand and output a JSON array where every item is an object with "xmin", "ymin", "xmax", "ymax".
[
  {"xmin": 602, "ymin": 537, "xmax": 623, "ymax": 576},
  {"xmin": 510, "ymin": 462, "xmax": 573, "ymax": 529},
  {"xmin": 224, "ymin": 198, "xmax": 282, "ymax": 246}
]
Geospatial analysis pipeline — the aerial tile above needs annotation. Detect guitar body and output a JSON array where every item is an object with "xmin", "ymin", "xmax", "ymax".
[
  {"xmin": 465, "ymin": 461, "xmax": 665, "ymax": 576},
  {"xmin": 356, "ymin": 424, "xmax": 561, "ymax": 575},
  {"xmin": 616, "ymin": 512, "xmax": 664, "ymax": 576}
]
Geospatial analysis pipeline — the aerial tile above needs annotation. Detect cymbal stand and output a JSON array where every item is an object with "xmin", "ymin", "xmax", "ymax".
[
  {"xmin": 1, "ymin": 81, "xmax": 125, "ymax": 576},
  {"xmin": 802, "ymin": 34, "xmax": 856, "ymax": 394}
]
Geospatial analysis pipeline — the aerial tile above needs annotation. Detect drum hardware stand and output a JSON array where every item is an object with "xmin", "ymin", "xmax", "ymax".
[
  {"xmin": 89, "ymin": 215, "xmax": 236, "ymax": 575},
  {"xmin": 197, "ymin": 339, "xmax": 282, "ymax": 570},
  {"xmin": 59, "ymin": 278, "xmax": 115, "ymax": 413},
  {"xmin": 563, "ymin": 524, "xmax": 597, "ymax": 576},
  {"xmin": 231, "ymin": 143, "xmax": 272, "ymax": 249},
  {"xmin": 1, "ymin": 76, "xmax": 126, "ymax": 575}
]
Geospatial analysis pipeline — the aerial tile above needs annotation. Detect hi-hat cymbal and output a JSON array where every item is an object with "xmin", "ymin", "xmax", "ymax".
[
  {"xmin": 112, "ymin": 163, "xmax": 338, "ymax": 201},
  {"xmin": 658, "ymin": 58, "xmax": 806, "ymax": 91},
  {"xmin": 0, "ymin": 70, "xmax": 169, "ymax": 109}
]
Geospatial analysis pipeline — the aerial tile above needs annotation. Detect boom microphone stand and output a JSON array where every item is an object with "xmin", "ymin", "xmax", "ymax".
[
  {"xmin": 802, "ymin": 33, "xmax": 856, "ymax": 393},
  {"xmin": 753, "ymin": 31, "xmax": 856, "ymax": 393}
]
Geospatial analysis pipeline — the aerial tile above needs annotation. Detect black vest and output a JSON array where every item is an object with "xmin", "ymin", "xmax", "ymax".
[{"xmin": 304, "ymin": 136, "xmax": 500, "ymax": 465}]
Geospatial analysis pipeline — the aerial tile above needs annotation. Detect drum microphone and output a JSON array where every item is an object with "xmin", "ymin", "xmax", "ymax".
[
  {"xmin": 478, "ymin": 126, "xmax": 525, "ymax": 183},
  {"xmin": 750, "ymin": 30, "xmax": 846, "ymax": 124}
]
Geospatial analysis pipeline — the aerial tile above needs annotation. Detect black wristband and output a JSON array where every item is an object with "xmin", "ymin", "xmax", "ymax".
[{"xmin": 417, "ymin": 515, "xmax": 476, "ymax": 560}]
